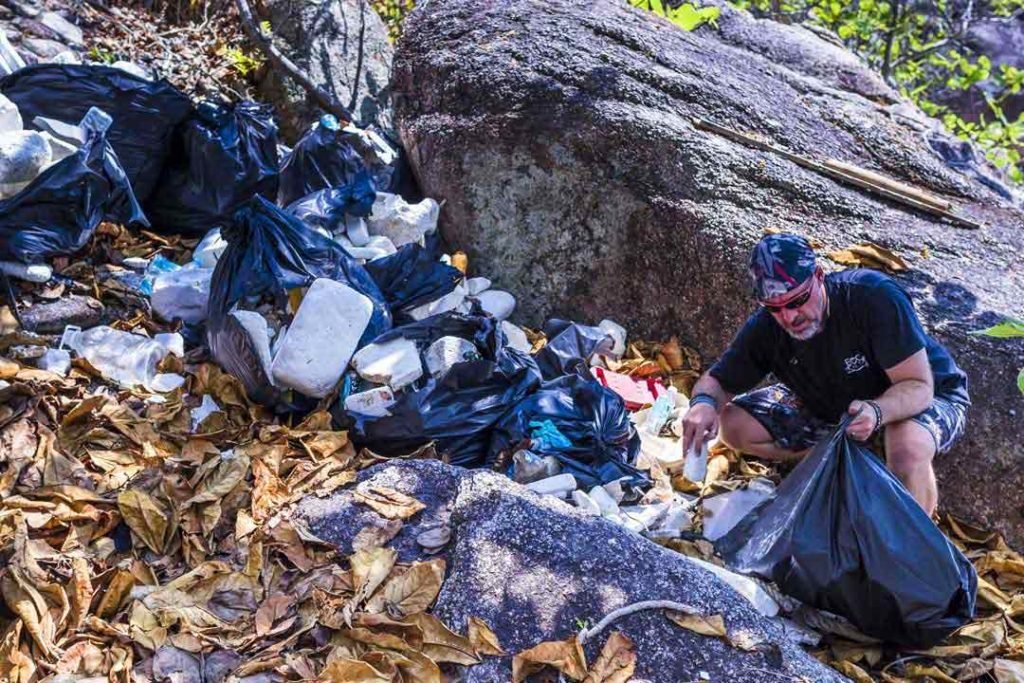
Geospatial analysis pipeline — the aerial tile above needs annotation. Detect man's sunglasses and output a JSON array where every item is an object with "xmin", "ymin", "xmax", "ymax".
[{"xmin": 761, "ymin": 287, "xmax": 812, "ymax": 312}]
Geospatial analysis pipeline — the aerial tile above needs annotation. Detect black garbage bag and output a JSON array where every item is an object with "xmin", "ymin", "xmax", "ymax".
[
  {"xmin": 0, "ymin": 63, "xmax": 193, "ymax": 202},
  {"xmin": 351, "ymin": 313, "xmax": 542, "ymax": 467},
  {"xmin": 0, "ymin": 107, "xmax": 147, "ymax": 263},
  {"xmin": 716, "ymin": 417, "xmax": 977, "ymax": 647},
  {"xmin": 145, "ymin": 100, "xmax": 280, "ymax": 236},
  {"xmin": 207, "ymin": 196, "xmax": 391, "ymax": 407},
  {"xmin": 284, "ymin": 169, "xmax": 377, "ymax": 235},
  {"xmin": 363, "ymin": 243, "xmax": 464, "ymax": 321},
  {"xmin": 279, "ymin": 115, "xmax": 385, "ymax": 205},
  {"xmin": 487, "ymin": 373, "xmax": 648, "ymax": 490},
  {"xmin": 534, "ymin": 319, "xmax": 615, "ymax": 380}
]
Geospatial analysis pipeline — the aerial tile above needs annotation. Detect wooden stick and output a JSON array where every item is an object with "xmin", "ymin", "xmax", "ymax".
[
  {"xmin": 693, "ymin": 119, "xmax": 982, "ymax": 230},
  {"xmin": 823, "ymin": 158, "xmax": 952, "ymax": 211},
  {"xmin": 234, "ymin": 0, "xmax": 356, "ymax": 125}
]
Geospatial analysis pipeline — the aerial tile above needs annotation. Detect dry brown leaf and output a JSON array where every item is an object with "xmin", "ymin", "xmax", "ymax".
[
  {"xmin": 95, "ymin": 568, "xmax": 136, "ymax": 619},
  {"xmin": 827, "ymin": 243, "xmax": 909, "ymax": 272},
  {"xmin": 903, "ymin": 662, "xmax": 957, "ymax": 682},
  {"xmin": 354, "ymin": 485, "xmax": 426, "ymax": 520},
  {"xmin": 402, "ymin": 612, "xmax": 480, "ymax": 665},
  {"xmin": 584, "ymin": 631, "xmax": 636, "ymax": 683},
  {"xmin": 342, "ymin": 547, "xmax": 397, "ymax": 623},
  {"xmin": 365, "ymin": 559, "xmax": 445, "ymax": 617},
  {"xmin": 255, "ymin": 594, "xmax": 295, "ymax": 639},
  {"xmin": 468, "ymin": 616, "xmax": 504, "ymax": 656},
  {"xmin": 318, "ymin": 658, "xmax": 392, "ymax": 682},
  {"xmin": 351, "ymin": 519, "xmax": 403, "ymax": 552},
  {"xmin": 995, "ymin": 659, "xmax": 1024, "ymax": 683},
  {"xmin": 830, "ymin": 659, "xmax": 874, "ymax": 683},
  {"xmin": 117, "ymin": 489, "xmax": 175, "ymax": 554},
  {"xmin": 667, "ymin": 611, "xmax": 727, "ymax": 637},
  {"xmin": 957, "ymin": 657, "xmax": 993, "ymax": 681},
  {"xmin": 512, "ymin": 634, "xmax": 588, "ymax": 682},
  {"xmin": 0, "ymin": 620, "xmax": 35, "ymax": 683},
  {"xmin": 0, "ymin": 568, "xmax": 57, "ymax": 659}
]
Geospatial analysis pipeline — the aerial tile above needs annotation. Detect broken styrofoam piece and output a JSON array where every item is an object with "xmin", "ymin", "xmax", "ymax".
[
  {"xmin": 151, "ymin": 267, "xmax": 213, "ymax": 325},
  {"xmin": 682, "ymin": 555, "xmax": 780, "ymax": 617},
  {"xmin": 230, "ymin": 310, "xmax": 274, "ymax": 385},
  {"xmin": 588, "ymin": 485, "xmax": 621, "ymax": 517},
  {"xmin": 344, "ymin": 385, "xmax": 396, "ymax": 418},
  {"xmin": 0, "ymin": 130, "xmax": 51, "ymax": 198},
  {"xmin": 424, "ymin": 336, "xmax": 479, "ymax": 379},
  {"xmin": 51, "ymin": 51, "xmax": 82, "ymax": 66},
  {"xmin": 500, "ymin": 321, "xmax": 531, "ymax": 354},
  {"xmin": 367, "ymin": 192, "xmax": 440, "ymax": 247},
  {"xmin": 40, "ymin": 132, "xmax": 77, "ymax": 166},
  {"xmin": 408, "ymin": 281, "xmax": 468, "ymax": 321},
  {"xmin": 346, "ymin": 215, "xmax": 370, "ymax": 247},
  {"xmin": 526, "ymin": 473, "xmax": 577, "ymax": 498},
  {"xmin": 647, "ymin": 500, "xmax": 695, "ymax": 538},
  {"xmin": 36, "ymin": 348, "xmax": 70, "ymax": 376},
  {"xmin": 0, "ymin": 94, "xmax": 21, "ymax": 134},
  {"xmin": 190, "ymin": 394, "xmax": 221, "ymax": 431},
  {"xmin": 351, "ymin": 336, "xmax": 424, "ymax": 390},
  {"xmin": 0, "ymin": 261, "xmax": 51, "ymax": 283},
  {"xmin": 193, "ymin": 228, "xmax": 228, "ymax": 269},
  {"xmin": 32, "ymin": 115, "xmax": 86, "ymax": 148},
  {"xmin": 466, "ymin": 277, "xmax": 491, "ymax": 296},
  {"xmin": 112, "ymin": 60, "xmax": 152, "ymax": 80},
  {"xmin": 620, "ymin": 501, "xmax": 672, "ymax": 532},
  {"xmin": 598, "ymin": 319, "xmax": 627, "ymax": 358},
  {"xmin": 701, "ymin": 477, "xmax": 776, "ymax": 542},
  {"xmin": 338, "ymin": 233, "xmax": 397, "ymax": 261},
  {"xmin": 0, "ymin": 33, "xmax": 25, "ymax": 78},
  {"xmin": 476, "ymin": 289, "xmax": 516, "ymax": 321},
  {"xmin": 271, "ymin": 279, "xmax": 373, "ymax": 398},
  {"xmin": 154, "ymin": 332, "xmax": 184, "ymax": 357},
  {"xmin": 571, "ymin": 489, "xmax": 602, "ymax": 516}
]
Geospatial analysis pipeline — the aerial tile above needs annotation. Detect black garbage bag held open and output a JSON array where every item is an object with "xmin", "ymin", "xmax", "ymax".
[
  {"xmin": 716, "ymin": 414, "xmax": 977, "ymax": 647},
  {"xmin": 0, "ymin": 64, "xmax": 193, "ymax": 202},
  {"xmin": 0, "ymin": 107, "xmax": 146, "ymax": 263},
  {"xmin": 145, "ymin": 100, "xmax": 279, "ymax": 236},
  {"xmin": 207, "ymin": 196, "xmax": 391, "ymax": 408}
]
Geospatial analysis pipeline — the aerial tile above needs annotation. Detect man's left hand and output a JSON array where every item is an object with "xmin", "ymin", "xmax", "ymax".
[{"xmin": 846, "ymin": 400, "xmax": 879, "ymax": 441}]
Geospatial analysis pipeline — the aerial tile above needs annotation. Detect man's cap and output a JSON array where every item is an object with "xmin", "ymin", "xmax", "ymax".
[{"xmin": 748, "ymin": 233, "xmax": 817, "ymax": 301}]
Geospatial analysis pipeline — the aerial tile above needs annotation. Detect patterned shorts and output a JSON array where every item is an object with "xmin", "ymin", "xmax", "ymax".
[{"xmin": 731, "ymin": 383, "xmax": 968, "ymax": 455}]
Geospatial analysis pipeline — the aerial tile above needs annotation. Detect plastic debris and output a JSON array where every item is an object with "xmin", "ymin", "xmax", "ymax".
[
  {"xmin": 525, "ymin": 473, "xmax": 578, "ymax": 498},
  {"xmin": 64, "ymin": 325, "xmax": 185, "ymax": 392},
  {"xmin": 701, "ymin": 478, "xmax": 775, "ymax": 542},
  {"xmin": 351, "ymin": 336, "xmax": 424, "ymax": 391}
]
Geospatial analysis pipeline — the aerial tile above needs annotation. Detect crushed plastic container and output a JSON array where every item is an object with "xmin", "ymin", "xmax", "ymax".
[
  {"xmin": 684, "ymin": 440, "xmax": 709, "ymax": 483},
  {"xmin": 525, "ymin": 473, "xmax": 577, "ymax": 498},
  {"xmin": 701, "ymin": 478, "xmax": 775, "ymax": 542},
  {"xmin": 344, "ymin": 385, "xmax": 396, "ymax": 418},
  {"xmin": 151, "ymin": 266, "xmax": 212, "ymax": 325},
  {"xmin": 424, "ymin": 335, "xmax": 480, "ymax": 379},
  {"xmin": 64, "ymin": 325, "xmax": 184, "ymax": 392}
]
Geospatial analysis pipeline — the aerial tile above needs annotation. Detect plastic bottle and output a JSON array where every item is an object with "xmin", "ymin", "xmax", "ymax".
[
  {"xmin": 684, "ymin": 439, "xmax": 710, "ymax": 483},
  {"xmin": 63, "ymin": 325, "xmax": 184, "ymax": 391},
  {"xmin": 644, "ymin": 386, "xmax": 678, "ymax": 436}
]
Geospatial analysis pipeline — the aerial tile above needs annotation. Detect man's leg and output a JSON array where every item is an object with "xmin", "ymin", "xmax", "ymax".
[
  {"xmin": 884, "ymin": 419, "xmax": 938, "ymax": 516},
  {"xmin": 719, "ymin": 403, "xmax": 808, "ymax": 461}
]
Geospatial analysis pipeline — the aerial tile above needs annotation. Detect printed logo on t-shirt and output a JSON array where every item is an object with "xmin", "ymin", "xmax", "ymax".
[{"xmin": 843, "ymin": 353, "xmax": 869, "ymax": 374}]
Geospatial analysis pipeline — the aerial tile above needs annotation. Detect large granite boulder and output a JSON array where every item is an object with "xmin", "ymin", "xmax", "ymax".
[
  {"xmin": 254, "ymin": 0, "xmax": 393, "ymax": 140},
  {"xmin": 391, "ymin": 0, "xmax": 1024, "ymax": 545},
  {"xmin": 298, "ymin": 460, "xmax": 846, "ymax": 682}
]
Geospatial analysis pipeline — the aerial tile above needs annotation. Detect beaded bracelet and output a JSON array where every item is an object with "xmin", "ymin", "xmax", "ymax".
[{"xmin": 865, "ymin": 400, "xmax": 884, "ymax": 435}]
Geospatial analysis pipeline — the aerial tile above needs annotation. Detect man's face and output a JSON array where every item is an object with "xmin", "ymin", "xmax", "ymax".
[{"xmin": 760, "ymin": 271, "xmax": 826, "ymax": 340}]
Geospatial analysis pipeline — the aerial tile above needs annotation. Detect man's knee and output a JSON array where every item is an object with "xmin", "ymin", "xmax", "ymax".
[
  {"xmin": 885, "ymin": 420, "xmax": 936, "ymax": 478},
  {"xmin": 719, "ymin": 403, "xmax": 763, "ymax": 451}
]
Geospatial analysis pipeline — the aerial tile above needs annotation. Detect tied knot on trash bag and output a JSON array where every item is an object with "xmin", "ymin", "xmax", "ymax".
[{"xmin": 716, "ymin": 411, "xmax": 978, "ymax": 648}]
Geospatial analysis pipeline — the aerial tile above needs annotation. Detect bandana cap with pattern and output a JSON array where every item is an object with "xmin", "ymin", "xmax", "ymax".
[{"xmin": 748, "ymin": 233, "xmax": 817, "ymax": 301}]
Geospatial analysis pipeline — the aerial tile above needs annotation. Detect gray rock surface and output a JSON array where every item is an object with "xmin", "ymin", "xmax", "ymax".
[
  {"xmin": 255, "ymin": 0, "xmax": 394, "ymax": 140},
  {"xmin": 38, "ymin": 11, "xmax": 81, "ymax": 46},
  {"xmin": 298, "ymin": 460, "xmax": 846, "ymax": 682},
  {"xmin": 392, "ymin": 0, "xmax": 1024, "ymax": 546}
]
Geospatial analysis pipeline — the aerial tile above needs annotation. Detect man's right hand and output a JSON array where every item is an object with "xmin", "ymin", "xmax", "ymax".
[{"xmin": 681, "ymin": 402, "xmax": 719, "ymax": 457}]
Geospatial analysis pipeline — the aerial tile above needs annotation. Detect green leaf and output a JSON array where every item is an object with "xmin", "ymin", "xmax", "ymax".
[
  {"xmin": 668, "ymin": 3, "xmax": 720, "ymax": 31},
  {"xmin": 1017, "ymin": 368, "xmax": 1024, "ymax": 396},
  {"xmin": 970, "ymin": 318, "xmax": 1024, "ymax": 339}
]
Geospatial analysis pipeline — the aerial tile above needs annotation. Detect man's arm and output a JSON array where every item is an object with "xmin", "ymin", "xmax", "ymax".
[
  {"xmin": 847, "ymin": 348, "xmax": 933, "ymax": 440},
  {"xmin": 680, "ymin": 372, "xmax": 736, "ymax": 455}
]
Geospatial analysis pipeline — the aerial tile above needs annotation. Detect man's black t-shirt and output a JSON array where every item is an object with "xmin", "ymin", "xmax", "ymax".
[{"xmin": 709, "ymin": 270, "xmax": 970, "ymax": 422}]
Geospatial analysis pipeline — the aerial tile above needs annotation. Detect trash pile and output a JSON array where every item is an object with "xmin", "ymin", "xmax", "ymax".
[{"xmin": 0, "ymin": 41, "xmax": 1020, "ymax": 683}]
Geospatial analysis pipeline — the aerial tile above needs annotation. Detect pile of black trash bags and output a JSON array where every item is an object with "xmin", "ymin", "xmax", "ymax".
[
  {"xmin": 0, "ymin": 62, "xmax": 647, "ymax": 493},
  {"xmin": 0, "ymin": 63, "xmax": 978, "ymax": 650}
]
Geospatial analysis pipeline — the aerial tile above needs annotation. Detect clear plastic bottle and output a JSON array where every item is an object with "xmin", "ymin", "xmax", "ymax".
[
  {"xmin": 684, "ymin": 439, "xmax": 709, "ymax": 483},
  {"xmin": 644, "ymin": 386, "xmax": 678, "ymax": 436},
  {"xmin": 64, "ymin": 325, "xmax": 184, "ymax": 391}
]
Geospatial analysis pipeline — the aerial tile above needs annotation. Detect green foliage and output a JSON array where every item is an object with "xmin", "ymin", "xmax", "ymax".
[
  {"xmin": 219, "ymin": 46, "xmax": 264, "ymax": 77},
  {"xmin": 372, "ymin": 0, "xmax": 416, "ymax": 42},
  {"xmin": 88, "ymin": 46, "xmax": 116, "ymax": 64},
  {"xmin": 629, "ymin": 0, "xmax": 721, "ymax": 30},
  {"xmin": 972, "ymin": 318, "xmax": 1024, "ymax": 395},
  {"xmin": 713, "ymin": 0, "xmax": 1024, "ymax": 186}
]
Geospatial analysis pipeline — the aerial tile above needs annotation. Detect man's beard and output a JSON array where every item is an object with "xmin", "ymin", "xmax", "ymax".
[{"xmin": 786, "ymin": 317, "xmax": 824, "ymax": 340}]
